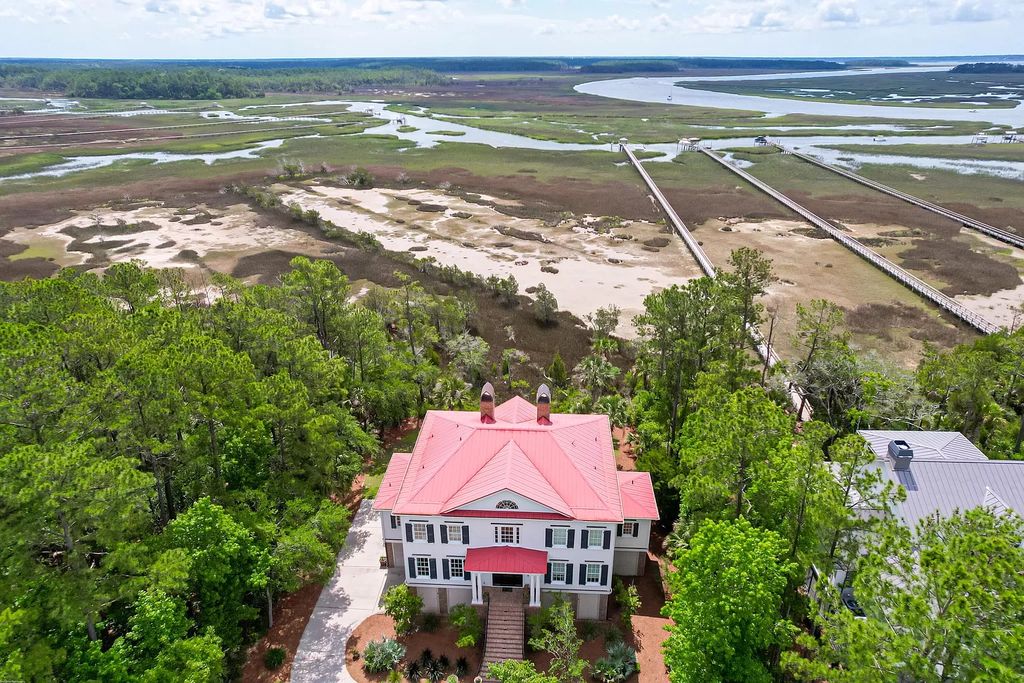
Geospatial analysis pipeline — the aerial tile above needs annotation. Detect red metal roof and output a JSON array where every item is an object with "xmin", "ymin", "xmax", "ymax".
[
  {"xmin": 617, "ymin": 471, "xmax": 660, "ymax": 520},
  {"xmin": 389, "ymin": 397, "xmax": 625, "ymax": 521},
  {"xmin": 465, "ymin": 546, "xmax": 548, "ymax": 574},
  {"xmin": 372, "ymin": 452, "xmax": 411, "ymax": 511}
]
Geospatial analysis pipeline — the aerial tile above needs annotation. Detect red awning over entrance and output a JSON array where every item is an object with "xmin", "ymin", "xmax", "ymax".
[{"xmin": 464, "ymin": 547, "xmax": 548, "ymax": 575}]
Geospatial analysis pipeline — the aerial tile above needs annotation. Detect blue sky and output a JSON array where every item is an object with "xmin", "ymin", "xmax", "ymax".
[{"xmin": 0, "ymin": 0, "xmax": 1020, "ymax": 59}]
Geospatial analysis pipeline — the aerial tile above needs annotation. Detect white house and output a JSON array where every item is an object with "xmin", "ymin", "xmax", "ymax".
[{"xmin": 372, "ymin": 384, "xmax": 659, "ymax": 619}]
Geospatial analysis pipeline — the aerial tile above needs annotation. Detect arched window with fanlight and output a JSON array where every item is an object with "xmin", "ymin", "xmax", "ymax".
[{"xmin": 496, "ymin": 499, "xmax": 519, "ymax": 510}]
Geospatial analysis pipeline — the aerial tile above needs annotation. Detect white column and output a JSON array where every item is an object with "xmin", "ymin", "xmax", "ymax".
[
  {"xmin": 472, "ymin": 572, "xmax": 482, "ymax": 605},
  {"xmin": 529, "ymin": 575, "xmax": 540, "ymax": 607}
]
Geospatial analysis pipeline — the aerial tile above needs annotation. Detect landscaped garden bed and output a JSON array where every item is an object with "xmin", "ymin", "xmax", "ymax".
[{"xmin": 346, "ymin": 614, "xmax": 482, "ymax": 683}]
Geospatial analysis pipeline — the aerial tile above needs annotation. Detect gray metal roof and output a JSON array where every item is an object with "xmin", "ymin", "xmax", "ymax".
[
  {"xmin": 858, "ymin": 430, "xmax": 1024, "ymax": 528},
  {"xmin": 859, "ymin": 430, "xmax": 988, "ymax": 462}
]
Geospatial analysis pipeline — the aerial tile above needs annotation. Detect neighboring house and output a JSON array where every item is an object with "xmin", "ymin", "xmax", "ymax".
[
  {"xmin": 858, "ymin": 429, "xmax": 1023, "ymax": 528},
  {"xmin": 373, "ymin": 384, "xmax": 659, "ymax": 619},
  {"xmin": 813, "ymin": 429, "xmax": 1024, "ymax": 615}
]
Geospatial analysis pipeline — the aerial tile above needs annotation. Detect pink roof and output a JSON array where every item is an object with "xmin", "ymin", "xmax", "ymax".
[
  {"xmin": 372, "ymin": 453, "xmax": 411, "ymax": 511},
  {"xmin": 465, "ymin": 546, "xmax": 548, "ymax": 574},
  {"xmin": 617, "ymin": 471, "xmax": 660, "ymax": 520},
  {"xmin": 390, "ymin": 396, "xmax": 625, "ymax": 521}
]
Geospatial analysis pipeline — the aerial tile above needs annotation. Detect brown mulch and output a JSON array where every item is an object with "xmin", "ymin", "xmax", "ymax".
[
  {"xmin": 346, "ymin": 613, "xmax": 482, "ymax": 683},
  {"xmin": 239, "ymin": 583, "xmax": 323, "ymax": 683}
]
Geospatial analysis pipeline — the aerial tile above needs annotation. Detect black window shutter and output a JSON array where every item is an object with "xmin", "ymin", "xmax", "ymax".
[
  {"xmin": 440, "ymin": 525, "xmax": 448, "ymax": 544},
  {"xmin": 581, "ymin": 531, "xmax": 589, "ymax": 549},
  {"xmin": 616, "ymin": 524, "xmax": 623, "ymax": 537},
  {"xmin": 603, "ymin": 530, "xmax": 612, "ymax": 550},
  {"xmin": 633, "ymin": 523, "xmax": 640, "ymax": 537},
  {"xmin": 405, "ymin": 524, "xmax": 413, "ymax": 542},
  {"xmin": 567, "ymin": 529, "xmax": 575, "ymax": 548},
  {"xmin": 578, "ymin": 564, "xmax": 586, "ymax": 585},
  {"xmin": 442, "ymin": 559, "xmax": 450, "ymax": 580},
  {"xmin": 408, "ymin": 557, "xmax": 416, "ymax": 578},
  {"xmin": 601, "ymin": 565, "xmax": 609, "ymax": 586},
  {"xmin": 429, "ymin": 558, "xmax": 437, "ymax": 579},
  {"xmin": 426, "ymin": 525, "xmax": 435, "ymax": 543},
  {"xmin": 465, "ymin": 571, "xmax": 472, "ymax": 582},
  {"xmin": 390, "ymin": 515, "xmax": 398, "ymax": 529},
  {"xmin": 565, "ymin": 564, "xmax": 573, "ymax": 584},
  {"xmin": 545, "ymin": 563, "xmax": 551, "ymax": 583},
  {"xmin": 462, "ymin": 525, "xmax": 470, "ymax": 544},
  {"xmin": 545, "ymin": 529, "xmax": 553, "ymax": 548}
]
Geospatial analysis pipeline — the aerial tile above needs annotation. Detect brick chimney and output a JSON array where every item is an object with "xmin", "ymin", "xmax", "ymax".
[
  {"xmin": 480, "ymin": 382, "xmax": 496, "ymax": 424},
  {"xmin": 536, "ymin": 384, "xmax": 552, "ymax": 425}
]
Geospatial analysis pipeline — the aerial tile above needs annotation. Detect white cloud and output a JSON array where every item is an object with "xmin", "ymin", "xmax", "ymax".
[
  {"xmin": 579, "ymin": 13, "xmax": 642, "ymax": 32},
  {"xmin": 350, "ymin": 0, "xmax": 456, "ymax": 25},
  {"xmin": 818, "ymin": 0, "xmax": 858, "ymax": 24},
  {"xmin": 950, "ymin": 0, "xmax": 995, "ymax": 21},
  {"xmin": 497, "ymin": 0, "xmax": 524, "ymax": 8}
]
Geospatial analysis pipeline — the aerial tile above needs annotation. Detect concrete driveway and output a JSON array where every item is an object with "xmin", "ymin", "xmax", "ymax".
[{"xmin": 291, "ymin": 499, "xmax": 402, "ymax": 682}]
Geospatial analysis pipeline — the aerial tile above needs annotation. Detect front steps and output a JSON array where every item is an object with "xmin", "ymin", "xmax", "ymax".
[{"xmin": 480, "ymin": 591, "xmax": 525, "ymax": 681}]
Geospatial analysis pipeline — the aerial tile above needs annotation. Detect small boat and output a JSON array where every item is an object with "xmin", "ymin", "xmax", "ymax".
[
  {"xmin": 667, "ymin": 94, "xmax": 673, "ymax": 102},
  {"xmin": 873, "ymin": 136, "xmax": 886, "ymax": 142}
]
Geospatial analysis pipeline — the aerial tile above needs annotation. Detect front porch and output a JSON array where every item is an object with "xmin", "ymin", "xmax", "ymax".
[{"xmin": 465, "ymin": 546, "xmax": 547, "ymax": 607}]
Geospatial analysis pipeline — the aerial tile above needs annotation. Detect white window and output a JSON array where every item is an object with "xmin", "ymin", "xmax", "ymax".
[
  {"xmin": 622, "ymin": 521, "xmax": 636, "ymax": 536},
  {"xmin": 585, "ymin": 529, "xmax": 602, "ymax": 547},
  {"xmin": 585, "ymin": 563, "xmax": 602, "ymax": 585},
  {"xmin": 495, "ymin": 525, "xmax": 520, "ymax": 544},
  {"xmin": 551, "ymin": 528, "xmax": 568, "ymax": 548},
  {"xmin": 550, "ymin": 561, "xmax": 567, "ymax": 584},
  {"xmin": 415, "ymin": 557, "xmax": 430, "ymax": 578},
  {"xmin": 447, "ymin": 524, "xmax": 463, "ymax": 543},
  {"xmin": 413, "ymin": 522, "xmax": 428, "ymax": 542},
  {"xmin": 496, "ymin": 499, "xmax": 519, "ymax": 510},
  {"xmin": 450, "ymin": 558, "xmax": 464, "ymax": 578}
]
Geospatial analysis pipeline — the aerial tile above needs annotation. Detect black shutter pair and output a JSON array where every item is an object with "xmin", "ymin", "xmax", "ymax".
[{"xmin": 407, "ymin": 557, "xmax": 437, "ymax": 579}]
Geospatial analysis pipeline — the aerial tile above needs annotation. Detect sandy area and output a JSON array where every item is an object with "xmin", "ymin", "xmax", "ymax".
[
  {"xmin": 3, "ymin": 202, "xmax": 328, "ymax": 277},
  {"xmin": 957, "ymin": 282, "xmax": 1024, "ymax": 329},
  {"xmin": 277, "ymin": 184, "xmax": 704, "ymax": 337},
  {"xmin": 692, "ymin": 217, "xmax": 969, "ymax": 366}
]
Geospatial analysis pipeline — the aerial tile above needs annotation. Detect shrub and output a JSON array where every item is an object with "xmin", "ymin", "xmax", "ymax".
[
  {"xmin": 363, "ymin": 637, "xmax": 406, "ymax": 673},
  {"xmin": 438, "ymin": 654, "xmax": 450, "ymax": 670},
  {"xmin": 532, "ymin": 283, "xmax": 558, "ymax": 325},
  {"xmin": 455, "ymin": 656, "xmax": 469, "ymax": 677},
  {"xmin": 613, "ymin": 578, "xmax": 641, "ymax": 631},
  {"xmin": 526, "ymin": 600, "xmax": 556, "ymax": 650},
  {"xmin": 593, "ymin": 641, "xmax": 637, "ymax": 682},
  {"xmin": 420, "ymin": 648, "xmax": 435, "ymax": 666},
  {"xmin": 387, "ymin": 671, "xmax": 401, "ymax": 683},
  {"xmin": 264, "ymin": 646, "xmax": 286, "ymax": 670},
  {"xmin": 405, "ymin": 659, "xmax": 421, "ymax": 680},
  {"xmin": 425, "ymin": 656, "xmax": 446, "ymax": 681},
  {"xmin": 383, "ymin": 584, "xmax": 423, "ymax": 635},
  {"xmin": 421, "ymin": 612, "xmax": 440, "ymax": 632},
  {"xmin": 347, "ymin": 167, "xmax": 374, "ymax": 189},
  {"xmin": 446, "ymin": 676, "xmax": 458, "ymax": 683},
  {"xmin": 449, "ymin": 604, "xmax": 483, "ymax": 648}
]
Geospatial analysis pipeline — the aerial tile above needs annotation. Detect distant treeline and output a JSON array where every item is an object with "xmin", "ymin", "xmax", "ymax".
[
  {"xmin": 0, "ymin": 63, "xmax": 450, "ymax": 99},
  {"xmin": 951, "ymin": 62, "xmax": 1024, "ymax": 74},
  {"xmin": 580, "ymin": 57, "xmax": 846, "ymax": 72},
  {"xmin": 842, "ymin": 59, "xmax": 912, "ymax": 67}
]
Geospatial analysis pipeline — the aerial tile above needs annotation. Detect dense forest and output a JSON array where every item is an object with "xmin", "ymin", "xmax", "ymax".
[
  {"xmin": 0, "ymin": 257, "xmax": 490, "ymax": 679},
  {"xmin": 0, "ymin": 64, "xmax": 450, "ymax": 99},
  {"xmin": 951, "ymin": 62, "xmax": 1024, "ymax": 73}
]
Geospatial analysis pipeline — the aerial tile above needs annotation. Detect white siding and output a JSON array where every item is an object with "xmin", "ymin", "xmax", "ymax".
[
  {"xmin": 398, "ymin": 514, "xmax": 616, "ymax": 595},
  {"xmin": 458, "ymin": 490, "xmax": 559, "ymax": 514}
]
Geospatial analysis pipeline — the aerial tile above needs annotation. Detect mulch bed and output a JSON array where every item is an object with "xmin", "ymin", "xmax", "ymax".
[
  {"xmin": 346, "ymin": 614, "xmax": 482, "ymax": 683},
  {"xmin": 239, "ymin": 583, "xmax": 323, "ymax": 683}
]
